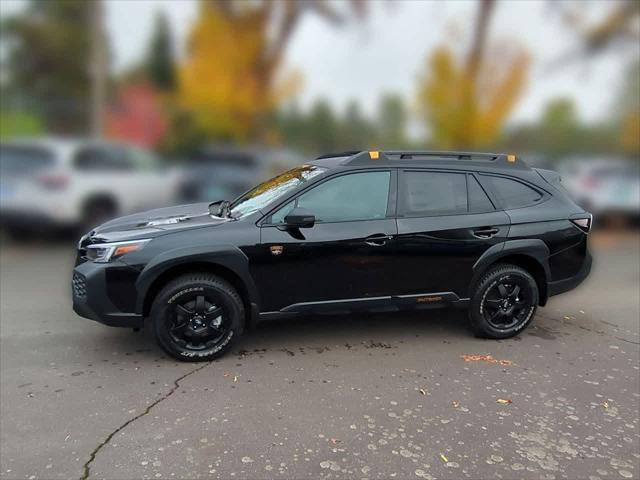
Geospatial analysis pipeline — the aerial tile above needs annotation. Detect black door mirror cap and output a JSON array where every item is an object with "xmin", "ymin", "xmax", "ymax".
[{"xmin": 284, "ymin": 207, "xmax": 316, "ymax": 228}]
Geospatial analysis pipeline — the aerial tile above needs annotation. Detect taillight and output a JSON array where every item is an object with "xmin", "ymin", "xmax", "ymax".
[
  {"xmin": 37, "ymin": 174, "xmax": 69, "ymax": 190},
  {"xmin": 570, "ymin": 214, "xmax": 592, "ymax": 233}
]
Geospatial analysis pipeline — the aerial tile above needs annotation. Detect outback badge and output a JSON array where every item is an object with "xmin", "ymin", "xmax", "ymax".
[{"xmin": 270, "ymin": 245, "xmax": 284, "ymax": 256}]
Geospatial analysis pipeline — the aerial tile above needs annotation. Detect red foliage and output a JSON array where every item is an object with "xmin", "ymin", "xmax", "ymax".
[{"xmin": 105, "ymin": 83, "xmax": 168, "ymax": 149}]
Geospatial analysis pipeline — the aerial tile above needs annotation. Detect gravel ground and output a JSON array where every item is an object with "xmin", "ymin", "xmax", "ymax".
[{"xmin": 1, "ymin": 233, "xmax": 638, "ymax": 480}]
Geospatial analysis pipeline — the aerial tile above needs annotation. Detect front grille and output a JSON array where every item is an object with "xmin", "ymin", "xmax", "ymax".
[{"xmin": 72, "ymin": 272, "xmax": 87, "ymax": 298}]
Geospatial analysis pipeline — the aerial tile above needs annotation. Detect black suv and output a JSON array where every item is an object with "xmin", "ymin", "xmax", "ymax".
[{"xmin": 73, "ymin": 151, "xmax": 592, "ymax": 361}]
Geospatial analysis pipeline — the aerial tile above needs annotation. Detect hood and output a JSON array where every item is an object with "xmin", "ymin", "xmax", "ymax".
[{"xmin": 82, "ymin": 203, "xmax": 231, "ymax": 245}]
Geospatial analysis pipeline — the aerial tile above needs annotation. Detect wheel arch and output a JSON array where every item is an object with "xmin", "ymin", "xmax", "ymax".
[
  {"xmin": 472, "ymin": 240, "xmax": 551, "ymax": 306},
  {"xmin": 82, "ymin": 193, "xmax": 119, "ymax": 215},
  {"xmin": 136, "ymin": 247, "xmax": 260, "ymax": 327}
]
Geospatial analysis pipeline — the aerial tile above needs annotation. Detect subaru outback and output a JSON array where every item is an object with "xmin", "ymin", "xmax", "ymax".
[{"xmin": 72, "ymin": 151, "xmax": 592, "ymax": 361}]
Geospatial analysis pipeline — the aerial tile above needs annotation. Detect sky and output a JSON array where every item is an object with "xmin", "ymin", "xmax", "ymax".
[{"xmin": 1, "ymin": 0, "xmax": 637, "ymax": 126}]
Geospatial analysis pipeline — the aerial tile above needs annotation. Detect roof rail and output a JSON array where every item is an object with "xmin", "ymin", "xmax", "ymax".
[
  {"xmin": 315, "ymin": 150, "xmax": 361, "ymax": 160},
  {"xmin": 336, "ymin": 150, "xmax": 527, "ymax": 169}
]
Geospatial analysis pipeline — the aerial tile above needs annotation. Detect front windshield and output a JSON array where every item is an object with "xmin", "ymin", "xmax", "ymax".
[{"xmin": 230, "ymin": 165, "xmax": 326, "ymax": 218}]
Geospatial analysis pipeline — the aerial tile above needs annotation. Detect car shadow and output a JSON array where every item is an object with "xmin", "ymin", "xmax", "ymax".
[
  {"xmin": 87, "ymin": 309, "xmax": 471, "ymax": 363},
  {"xmin": 237, "ymin": 309, "xmax": 471, "ymax": 353}
]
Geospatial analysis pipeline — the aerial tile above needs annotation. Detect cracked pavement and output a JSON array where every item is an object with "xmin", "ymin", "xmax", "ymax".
[{"xmin": 1, "ymin": 233, "xmax": 638, "ymax": 480}]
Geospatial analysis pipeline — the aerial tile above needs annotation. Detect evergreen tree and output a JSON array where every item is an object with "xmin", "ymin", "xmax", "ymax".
[
  {"xmin": 146, "ymin": 12, "xmax": 176, "ymax": 91},
  {"xmin": 339, "ymin": 100, "xmax": 376, "ymax": 150},
  {"xmin": 377, "ymin": 94, "xmax": 408, "ymax": 148},
  {"xmin": 0, "ymin": 0, "xmax": 97, "ymax": 132}
]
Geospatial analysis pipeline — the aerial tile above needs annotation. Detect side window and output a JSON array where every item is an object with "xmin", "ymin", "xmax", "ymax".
[
  {"xmin": 467, "ymin": 175, "xmax": 494, "ymax": 213},
  {"xmin": 75, "ymin": 147, "xmax": 132, "ymax": 172},
  {"xmin": 399, "ymin": 171, "xmax": 467, "ymax": 216},
  {"xmin": 270, "ymin": 171, "xmax": 391, "ymax": 223},
  {"xmin": 270, "ymin": 200, "xmax": 295, "ymax": 224},
  {"xmin": 481, "ymin": 175, "xmax": 543, "ymax": 209},
  {"xmin": 127, "ymin": 147, "xmax": 160, "ymax": 172}
]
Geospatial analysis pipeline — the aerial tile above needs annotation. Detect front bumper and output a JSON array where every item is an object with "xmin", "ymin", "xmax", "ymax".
[
  {"xmin": 72, "ymin": 259, "xmax": 143, "ymax": 328},
  {"xmin": 548, "ymin": 250, "xmax": 592, "ymax": 297}
]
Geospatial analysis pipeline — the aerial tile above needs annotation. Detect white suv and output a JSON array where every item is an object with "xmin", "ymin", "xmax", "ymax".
[{"xmin": 0, "ymin": 138, "xmax": 182, "ymax": 236}]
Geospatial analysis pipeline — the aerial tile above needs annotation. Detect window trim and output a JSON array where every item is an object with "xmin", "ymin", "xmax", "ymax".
[
  {"xmin": 397, "ymin": 169, "xmax": 478, "ymax": 219},
  {"xmin": 466, "ymin": 173, "xmax": 497, "ymax": 214},
  {"xmin": 260, "ymin": 168, "xmax": 397, "ymax": 227},
  {"xmin": 477, "ymin": 173, "xmax": 549, "ymax": 211}
]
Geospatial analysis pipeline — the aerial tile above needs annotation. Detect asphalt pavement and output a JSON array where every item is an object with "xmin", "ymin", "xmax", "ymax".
[{"xmin": 1, "ymin": 233, "xmax": 638, "ymax": 480}]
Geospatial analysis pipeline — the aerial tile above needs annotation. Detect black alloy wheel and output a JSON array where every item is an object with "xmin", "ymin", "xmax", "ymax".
[
  {"xmin": 469, "ymin": 264, "xmax": 539, "ymax": 339},
  {"xmin": 151, "ymin": 273, "xmax": 245, "ymax": 361},
  {"xmin": 481, "ymin": 277, "xmax": 533, "ymax": 330},
  {"xmin": 170, "ymin": 294, "xmax": 228, "ymax": 351}
]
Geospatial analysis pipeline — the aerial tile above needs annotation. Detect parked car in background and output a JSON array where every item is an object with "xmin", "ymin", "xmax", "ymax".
[
  {"xmin": 556, "ymin": 157, "xmax": 640, "ymax": 225},
  {"xmin": 0, "ymin": 138, "xmax": 183, "ymax": 237},
  {"xmin": 178, "ymin": 145, "xmax": 303, "ymax": 204}
]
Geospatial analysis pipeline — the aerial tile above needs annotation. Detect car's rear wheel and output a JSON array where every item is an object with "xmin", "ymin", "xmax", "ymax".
[
  {"xmin": 150, "ymin": 273, "xmax": 244, "ymax": 361},
  {"xmin": 469, "ymin": 264, "xmax": 538, "ymax": 339}
]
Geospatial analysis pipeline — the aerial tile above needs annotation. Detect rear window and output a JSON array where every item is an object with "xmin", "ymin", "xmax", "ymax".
[
  {"xmin": 481, "ymin": 175, "xmax": 543, "ymax": 209},
  {"xmin": 0, "ymin": 145, "xmax": 55, "ymax": 176},
  {"xmin": 399, "ymin": 171, "xmax": 467, "ymax": 216}
]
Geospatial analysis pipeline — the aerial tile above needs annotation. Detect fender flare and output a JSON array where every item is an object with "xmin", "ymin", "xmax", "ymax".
[
  {"xmin": 135, "ymin": 244, "xmax": 259, "ymax": 315},
  {"xmin": 472, "ymin": 239, "xmax": 551, "ymax": 296}
]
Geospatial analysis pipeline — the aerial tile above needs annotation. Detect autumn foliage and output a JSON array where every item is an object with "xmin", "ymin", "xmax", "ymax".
[{"xmin": 417, "ymin": 44, "xmax": 530, "ymax": 150}]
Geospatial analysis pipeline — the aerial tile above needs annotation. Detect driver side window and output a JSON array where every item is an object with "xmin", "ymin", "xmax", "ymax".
[{"xmin": 270, "ymin": 171, "xmax": 391, "ymax": 224}]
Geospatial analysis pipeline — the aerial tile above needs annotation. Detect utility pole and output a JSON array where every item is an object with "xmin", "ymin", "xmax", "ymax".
[{"xmin": 90, "ymin": 0, "xmax": 107, "ymax": 138}]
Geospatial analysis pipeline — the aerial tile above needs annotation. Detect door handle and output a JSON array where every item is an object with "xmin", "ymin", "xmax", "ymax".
[
  {"xmin": 365, "ymin": 233, "xmax": 393, "ymax": 247},
  {"xmin": 473, "ymin": 227, "xmax": 500, "ymax": 239}
]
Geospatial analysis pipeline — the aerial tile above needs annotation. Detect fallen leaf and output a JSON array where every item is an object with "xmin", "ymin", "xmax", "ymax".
[
  {"xmin": 462, "ymin": 354, "xmax": 513, "ymax": 366},
  {"xmin": 233, "ymin": 375, "xmax": 238, "ymax": 383},
  {"xmin": 440, "ymin": 453, "xmax": 448, "ymax": 462},
  {"xmin": 452, "ymin": 401, "xmax": 460, "ymax": 408},
  {"xmin": 330, "ymin": 438, "xmax": 340, "ymax": 445},
  {"xmin": 579, "ymin": 310, "xmax": 585, "ymax": 314},
  {"xmin": 603, "ymin": 402, "xmax": 609, "ymax": 409},
  {"xmin": 223, "ymin": 373, "xmax": 230, "ymax": 377},
  {"xmin": 496, "ymin": 398, "xmax": 512, "ymax": 405},
  {"xmin": 419, "ymin": 388, "xmax": 427, "ymax": 396}
]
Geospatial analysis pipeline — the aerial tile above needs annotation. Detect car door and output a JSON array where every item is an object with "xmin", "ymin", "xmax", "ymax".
[
  {"xmin": 252, "ymin": 169, "xmax": 398, "ymax": 313},
  {"xmin": 394, "ymin": 169, "xmax": 510, "ymax": 301}
]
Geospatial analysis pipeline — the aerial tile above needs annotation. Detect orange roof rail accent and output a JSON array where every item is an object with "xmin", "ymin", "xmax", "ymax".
[{"xmin": 369, "ymin": 151, "xmax": 380, "ymax": 160}]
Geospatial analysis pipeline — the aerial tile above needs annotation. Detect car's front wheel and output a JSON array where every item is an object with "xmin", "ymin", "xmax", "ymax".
[
  {"xmin": 468, "ymin": 264, "xmax": 539, "ymax": 339},
  {"xmin": 150, "ymin": 273, "xmax": 244, "ymax": 361}
]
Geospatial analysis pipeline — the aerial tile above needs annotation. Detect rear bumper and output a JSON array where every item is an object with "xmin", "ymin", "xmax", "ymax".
[
  {"xmin": 548, "ymin": 250, "xmax": 592, "ymax": 297},
  {"xmin": 0, "ymin": 209, "xmax": 77, "ymax": 230},
  {"xmin": 72, "ymin": 260, "xmax": 143, "ymax": 328}
]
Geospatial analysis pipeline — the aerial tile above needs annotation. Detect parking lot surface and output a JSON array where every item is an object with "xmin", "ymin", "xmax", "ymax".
[{"xmin": 1, "ymin": 233, "xmax": 639, "ymax": 480}]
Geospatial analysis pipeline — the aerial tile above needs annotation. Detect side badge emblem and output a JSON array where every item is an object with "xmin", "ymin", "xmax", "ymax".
[{"xmin": 270, "ymin": 245, "xmax": 284, "ymax": 256}]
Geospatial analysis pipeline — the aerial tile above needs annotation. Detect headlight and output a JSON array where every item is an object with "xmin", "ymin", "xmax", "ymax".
[{"xmin": 86, "ymin": 239, "xmax": 151, "ymax": 263}]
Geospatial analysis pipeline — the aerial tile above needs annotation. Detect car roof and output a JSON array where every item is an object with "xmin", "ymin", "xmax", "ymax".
[{"xmin": 308, "ymin": 150, "xmax": 531, "ymax": 173}]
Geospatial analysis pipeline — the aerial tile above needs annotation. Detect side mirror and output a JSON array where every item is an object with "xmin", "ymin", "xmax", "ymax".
[{"xmin": 284, "ymin": 207, "xmax": 315, "ymax": 228}]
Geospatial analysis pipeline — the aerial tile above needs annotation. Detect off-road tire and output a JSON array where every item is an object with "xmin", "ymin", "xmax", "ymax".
[
  {"xmin": 469, "ymin": 264, "xmax": 539, "ymax": 339},
  {"xmin": 151, "ymin": 273, "xmax": 244, "ymax": 362}
]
